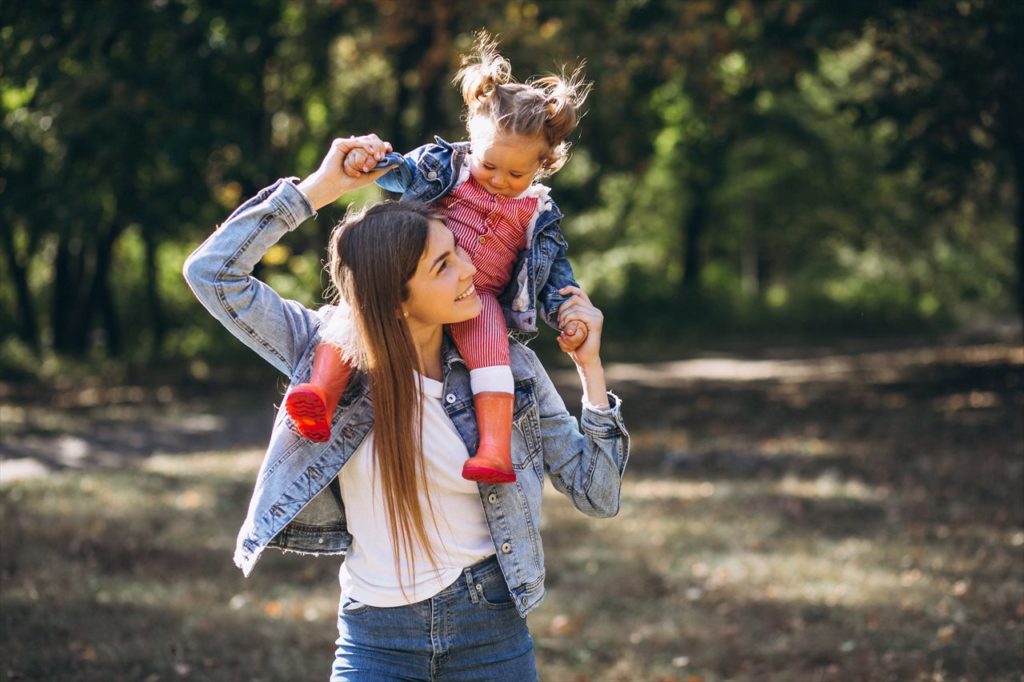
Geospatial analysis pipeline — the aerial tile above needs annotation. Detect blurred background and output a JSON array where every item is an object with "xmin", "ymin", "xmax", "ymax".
[{"xmin": 1, "ymin": 1, "xmax": 1022, "ymax": 681}]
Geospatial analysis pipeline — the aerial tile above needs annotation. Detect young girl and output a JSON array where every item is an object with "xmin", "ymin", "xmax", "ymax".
[
  {"xmin": 182, "ymin": 135, "xmax": 629, "ymax": 679},
  {"xmin": 284, "ymin": 35, "xmax": 591, "ymax": 485}
]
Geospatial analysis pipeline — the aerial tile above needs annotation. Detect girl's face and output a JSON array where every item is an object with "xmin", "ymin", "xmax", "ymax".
[
  {"xmin": 468, "ymin": 123, "xmax": 548, "ymax": 197},
  {"xmin": 402, "ymin": 219, "xmax": 480, "ymax": 327}
]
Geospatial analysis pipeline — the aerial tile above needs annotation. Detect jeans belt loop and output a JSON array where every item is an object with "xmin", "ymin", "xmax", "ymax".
[{"xmin": 463, "ymin": 566, "xmax": 480, "ymax": 604}]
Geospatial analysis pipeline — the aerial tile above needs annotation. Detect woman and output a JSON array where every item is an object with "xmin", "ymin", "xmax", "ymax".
[{"xmin": 183, "ymin": 136, "xmax": 630, "ymax": 680}]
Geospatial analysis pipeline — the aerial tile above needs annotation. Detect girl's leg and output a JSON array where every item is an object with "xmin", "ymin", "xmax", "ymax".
[
  {"xmin": 449, "ymin": 294, "xmax": 516, "ymax": 484},
  {"xmin": 286, "ymin": 309, "xmax": 358, "ymax": 442}
]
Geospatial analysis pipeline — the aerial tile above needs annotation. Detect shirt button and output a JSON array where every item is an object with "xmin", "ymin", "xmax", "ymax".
[
  {"xmin": 427, "ymin": 171, "xmax": 438, "ymax": 180},
  {"xmin": 501, "ymin": 542, "xmax": 512, "ymax": 554},
  {"xmin": 478, "ymin": 235, "xmax": 487, "ymax": 245},
  {"xmin": 488, "ymin": 493, "xmax": 498, "ymax": 504},
  {"xmin": 445, "ymin": 394, "xmax": 457, "ymax": 404}
]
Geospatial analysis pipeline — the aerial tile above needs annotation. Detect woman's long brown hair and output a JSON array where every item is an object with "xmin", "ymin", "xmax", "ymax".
[{"xmin": 327, "ymin": 200, "xmax": 442, "ymax": 588}]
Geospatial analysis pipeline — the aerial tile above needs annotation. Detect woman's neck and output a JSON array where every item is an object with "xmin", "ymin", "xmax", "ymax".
[{"xmin": 408, "ymin": 322, "xmax": 444, "ymax": 381}]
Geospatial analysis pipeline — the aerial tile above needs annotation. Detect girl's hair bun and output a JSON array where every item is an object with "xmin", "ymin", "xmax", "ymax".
[
  {"xmin": 454, "ymin": 31, "xmax": 591, "ymax": 177},
  {"xmin": 455, "ymin": 32, "xmax": 512, "ymax": 108}
]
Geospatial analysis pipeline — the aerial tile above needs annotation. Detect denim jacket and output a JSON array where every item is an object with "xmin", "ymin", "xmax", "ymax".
[
  {"xmin": 376, "ymin": 136, "xmax": 577, "ymax": 335},
  {"xmin": 182, "ymin": 178, "xmax": 630, "ymax": 618}
]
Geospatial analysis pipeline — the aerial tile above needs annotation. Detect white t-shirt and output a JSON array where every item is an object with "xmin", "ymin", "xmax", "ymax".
[{"xmin": 337, "ymin": 374, "xmax": 495, "ymax": 607}]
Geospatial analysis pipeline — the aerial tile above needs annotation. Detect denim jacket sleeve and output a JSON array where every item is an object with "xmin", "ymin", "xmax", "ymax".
[
  {"xmin": 182, "ymin": 178, "xmax": 321, "ymax": 377},
  {"xmin": 536, "ymin": 229, "xmax": 580, "ymax": 330},
  {"xmin": 375, "ymin": 143, "xmax": 435, "ymax": 195},
  {"xmin": 528, "ymin": 351, "xmax": 630, "ymax": 517}
]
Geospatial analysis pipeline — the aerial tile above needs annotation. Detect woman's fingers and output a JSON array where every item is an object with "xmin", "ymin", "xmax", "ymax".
[
  {"xmin": 330, "ymin": 134, "xmax": 394, "ymax": 174},
  {"xmin": 558, "ymin": 285, "xmax": 592, "ymax": 305},
  {"xmin": 557, "ymin": 300, "xmax": 603, "ymax": 330}
]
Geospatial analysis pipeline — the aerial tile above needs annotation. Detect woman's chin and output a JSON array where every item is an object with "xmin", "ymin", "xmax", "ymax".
[{"xmin": 451, "ymin": 297, "xmax": 482, "ymax": 321}]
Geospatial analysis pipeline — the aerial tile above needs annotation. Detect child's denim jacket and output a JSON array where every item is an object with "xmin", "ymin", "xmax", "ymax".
[
  {"xmin": 376, "ymin": 136, "xmax": 577, "ymax": 336},
  {"xmin": 181, "ymin": 178, "xmax": 630, "ymax": 618}
]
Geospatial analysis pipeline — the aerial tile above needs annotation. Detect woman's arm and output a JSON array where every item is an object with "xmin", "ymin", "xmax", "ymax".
[
  {"xmin": 182, "ymin": 136, "xmax": 394, "ymax": 376},
  {"xmin": 535, "ymin": 286, "xmax": 629, "ymax": 517}
]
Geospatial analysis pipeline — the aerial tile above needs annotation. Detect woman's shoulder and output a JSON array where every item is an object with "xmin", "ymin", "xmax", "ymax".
[{"xmin": 509, "ymin": 339, "xmax": 544, "ymax": 381}]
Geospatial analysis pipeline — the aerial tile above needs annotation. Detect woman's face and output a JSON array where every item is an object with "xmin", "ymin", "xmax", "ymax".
[{"xmin": 402, "ymin": 219, "xmax": 480, "ymax": 327}]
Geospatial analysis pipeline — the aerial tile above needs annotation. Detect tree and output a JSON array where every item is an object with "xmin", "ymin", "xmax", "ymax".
[{"xmin": 828, "ymin": 0, "xmax": 1024, "ymax": 322}]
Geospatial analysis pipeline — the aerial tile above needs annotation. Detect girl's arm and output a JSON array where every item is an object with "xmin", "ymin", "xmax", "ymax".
[
  {"xmin": 182, "ymin": 136, "xmax": 393, "ymax": 376},
  {"xmin": 533, "ymin": 286, "xmax": 629, "ymax": 517},
  {"xmin": 536, "ymin": 229, "xmax": 581, "ymax": 333}
]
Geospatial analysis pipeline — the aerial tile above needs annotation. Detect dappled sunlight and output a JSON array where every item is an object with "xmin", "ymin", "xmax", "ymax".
[
  {"xmin": 757, "ymin": 435, "xmax": 840, "ymax": 457},
  {"xmin": 582, "ymin": 342, "xmax": 1023, "ymax": 388},
  {"xmin": 3, "ymin": 338, "xmax": 1021, "ymax": 680},
  {"xmin": 773, "ymin": 472, "xmax": 888, "ymax": 503},
  {"xmin": 142, "ymin": 450, "xmax": 264, "ymax": 479}
]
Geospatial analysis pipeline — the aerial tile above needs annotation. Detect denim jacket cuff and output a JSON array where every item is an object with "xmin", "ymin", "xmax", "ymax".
[
  {"xmin": 581, "ymin": 391, "xmax": 626, "ymax": 435},
  {"xmin": 274, "ymin": 177, "xmax": 317, "ymax": 228}
]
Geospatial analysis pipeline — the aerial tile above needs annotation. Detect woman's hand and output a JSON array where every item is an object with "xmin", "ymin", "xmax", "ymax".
[
  {"xmin": 556, "ymin": 285, "xmax": 609, "ymax": 408},
  {"xmin": 297, "ymin": 135, "xmax": 395, "ymax": 210},
  {"xmin": 556, "ymin": 286, "xmax": 603, "ymax": 366}
]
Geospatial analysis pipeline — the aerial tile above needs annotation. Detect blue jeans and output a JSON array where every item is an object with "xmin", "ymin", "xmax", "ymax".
[{"xmin": 331, "ymin": 555, "xmax": 538, "ymax": 681}]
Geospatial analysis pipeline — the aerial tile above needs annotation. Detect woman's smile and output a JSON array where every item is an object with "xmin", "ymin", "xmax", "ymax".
[{"xmin": 455, "ymin": 283, "xmax": 477, "ymax": 302}]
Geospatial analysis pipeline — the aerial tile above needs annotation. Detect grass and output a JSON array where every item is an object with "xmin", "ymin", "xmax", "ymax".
[{"xmin": 2, "ymin": 339, "xmax": 1022, "ymax": 681}]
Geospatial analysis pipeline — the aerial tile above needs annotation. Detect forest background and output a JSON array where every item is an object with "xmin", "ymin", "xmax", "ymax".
[{"xmin": 2, "ymin": 0, "xmax": 1022, "ymax": 374}]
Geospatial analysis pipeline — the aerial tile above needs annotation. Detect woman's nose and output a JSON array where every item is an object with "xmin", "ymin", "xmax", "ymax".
[{"xmin": 460, "ymin": 253, "xmax": 477, "ymax": 278}]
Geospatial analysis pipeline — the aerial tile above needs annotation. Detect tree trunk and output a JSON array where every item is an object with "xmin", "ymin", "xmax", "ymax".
[
  {"xmin": 678, "ymin": 141, "xmax": 728, "ymax": 301},
  {"xmin": 1015, "ymin": 161, "xmax": 1024, "ymax": 338},
  {"xmin": 88, "ymin": 230, "xmax": 122, "ymax": 356},
  {"xmin": 741, "ymin": 234, "xmax": 759, "ymax": 298},
  {"xmin": 52, "ymin": 234, "xmax": 89, "ymax": 355},
  {"xmin": 144, "ymin": 231, "xmax": 165, "ymax": 356},
  {"xmin": 0, "ymin": 223, "xmax": 38, "ymax": 349},
  {"xmin": 680, "ymin": 186, "xmax": 710, "ymax": 298}
]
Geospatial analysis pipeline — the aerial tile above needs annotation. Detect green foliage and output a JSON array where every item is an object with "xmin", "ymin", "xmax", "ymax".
[{"xmin": 0, "ymin": 0, "xmax": 1019, "ymax": 369}]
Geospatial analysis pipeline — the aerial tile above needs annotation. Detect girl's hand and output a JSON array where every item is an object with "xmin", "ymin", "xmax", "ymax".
[
  {"xmin": 297, "ymin": 135, "xmax": 395, "ymax": 210},
  {"xmin": 342, "ymin": 134, "xmax": 393, "ymax": 177},
  {"xmin": 342, "ymin": 148, "xmax": 371, "ymax": 177},
  {"xmin": 555, "ymin": 286, "xmax": 603, "ymax": 369},
  {"xmin": 558, "ymin": 319, "xmax": 588, "ymax": 352}
]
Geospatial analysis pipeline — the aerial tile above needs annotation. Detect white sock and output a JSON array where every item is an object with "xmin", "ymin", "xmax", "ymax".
[{"xmin": 470, "ymin": 366, "xmax": 514, "ymax": 394}]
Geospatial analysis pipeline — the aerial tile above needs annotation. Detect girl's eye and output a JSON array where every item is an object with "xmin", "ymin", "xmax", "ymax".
[{"xmin": 510, "ymin": 173, "xmax": 523, "ymax": 178}]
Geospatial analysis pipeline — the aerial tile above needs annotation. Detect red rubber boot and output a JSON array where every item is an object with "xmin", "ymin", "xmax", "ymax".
[
  {"xmin": 461, "ymin": 392, "xmax": 516, "ymax": 484},
  {"xmin": 285, "ymin": 343, "xmax": 353, "ymax": 442}
]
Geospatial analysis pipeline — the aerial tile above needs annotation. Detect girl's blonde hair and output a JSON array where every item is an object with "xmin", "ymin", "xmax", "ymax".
[{"xmin": 454, "ymin": 32, "xmax": 591, "ymax": 177}]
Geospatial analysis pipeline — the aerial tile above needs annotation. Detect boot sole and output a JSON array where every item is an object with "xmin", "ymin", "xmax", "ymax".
[
  {"xmin": 462, "ymin": 464, "xmax": 516, "ymax": 484},
  {"xmin": 285, "ymin": 388, "xmax": 331, "ymax": 442}
]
